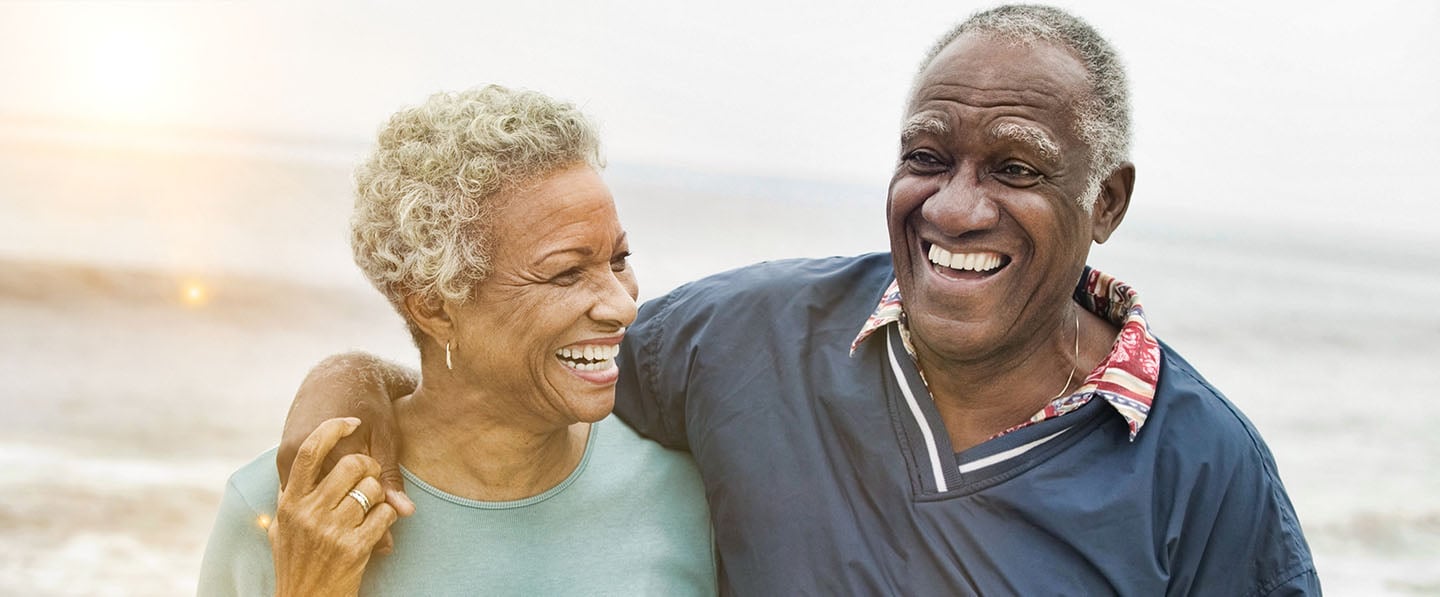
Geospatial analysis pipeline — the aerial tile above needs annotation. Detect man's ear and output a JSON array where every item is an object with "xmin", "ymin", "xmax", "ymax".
[
  {"xmin": 402, "ymin": 293, "xmax": 454, "ymax": 348},
  {"xmin": 1090, "ymin": 162, "xmax": 1135, "ymax": 244}
]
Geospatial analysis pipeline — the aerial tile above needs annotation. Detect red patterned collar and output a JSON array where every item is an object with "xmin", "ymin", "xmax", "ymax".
[{"xmin": 851, "ymin": 267, "xmax": 1160, "ymax": 440}]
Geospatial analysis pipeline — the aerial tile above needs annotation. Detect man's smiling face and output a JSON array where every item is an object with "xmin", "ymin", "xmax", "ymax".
[{"xmin": 887, "ymin": 32, "xmax": 1121, "ymax": 366}]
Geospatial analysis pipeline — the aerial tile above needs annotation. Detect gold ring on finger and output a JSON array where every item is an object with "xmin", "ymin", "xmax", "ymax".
[{"xmin": 347, "ymin": 488, "xmax": 372, "ymax": 514}]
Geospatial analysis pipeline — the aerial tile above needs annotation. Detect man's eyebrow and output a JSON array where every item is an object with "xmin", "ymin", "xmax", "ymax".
[
  {"xmin": 900, "ymin": 114, "xmax": 949, "ymax": 143},
  {"xmin": 990, "ymin": 122, "xmax": 1059, "ymax": 160}
]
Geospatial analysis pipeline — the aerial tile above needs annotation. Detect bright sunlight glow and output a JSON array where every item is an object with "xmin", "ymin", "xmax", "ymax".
[
  {"xmin": 180, "ymin": 280, "xmax": 208, "ymax": 307},
  {"xmin": 90, "ymin": 30, "xmax": 165, "ymax": 118},
  {"xmin": 51, "ymin": 14, "xmax": 182, "ymax": 125}
]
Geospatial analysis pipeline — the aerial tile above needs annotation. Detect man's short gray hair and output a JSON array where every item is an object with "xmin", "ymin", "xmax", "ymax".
[
  {"xmin": 350, "ymin": 85, "xmax": 602, "ymax": 340},
  {"xmin": 916, "ymin": 4, "xmax": 1131, "ymax": 210}
]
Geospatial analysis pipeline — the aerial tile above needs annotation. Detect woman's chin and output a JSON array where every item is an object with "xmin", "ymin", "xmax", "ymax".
[{"xmin": 564, "ymin": 392, "xmax": 616, "ymax": 424}]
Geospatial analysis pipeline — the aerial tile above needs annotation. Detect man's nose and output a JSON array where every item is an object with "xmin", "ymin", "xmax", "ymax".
[{"xmin": 920, "ymin": 173, "xmax": 1000, "ymax": 235}]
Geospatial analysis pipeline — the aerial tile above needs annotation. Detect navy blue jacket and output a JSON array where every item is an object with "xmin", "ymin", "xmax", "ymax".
[{"xmin": 615, "ymin": 253, "xmax": 1319, "ymax": 596}]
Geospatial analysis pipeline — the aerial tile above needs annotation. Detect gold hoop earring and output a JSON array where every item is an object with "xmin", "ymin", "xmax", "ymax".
[{"xmin": 445, "ymin": 340, "xmax": 453, "ymax": 371}]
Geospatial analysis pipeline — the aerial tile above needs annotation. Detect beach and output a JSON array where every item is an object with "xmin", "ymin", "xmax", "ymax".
[{"xmin": 2, "ymin": 136, "xmax": 1438, "ymax": 595}]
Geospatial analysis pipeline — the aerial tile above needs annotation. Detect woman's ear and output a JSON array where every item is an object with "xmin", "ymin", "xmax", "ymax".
[{"xmin": 402, "ymin": 293, "xmax": 454, "ymax": 347}]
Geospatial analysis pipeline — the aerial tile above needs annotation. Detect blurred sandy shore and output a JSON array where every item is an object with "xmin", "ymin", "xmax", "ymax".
[{"xmin": 0, "ymin": 257, "xmax": 404, "ymax": 595}]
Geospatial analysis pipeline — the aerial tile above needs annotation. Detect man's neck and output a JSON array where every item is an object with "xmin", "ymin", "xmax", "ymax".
[
  {"xmin": 917, "ymin": 306, "xmax": 1118, "ymax": 452},
  {"xmin": 394, "ymin": 379, "xmax": 590, "ymax": 502}
]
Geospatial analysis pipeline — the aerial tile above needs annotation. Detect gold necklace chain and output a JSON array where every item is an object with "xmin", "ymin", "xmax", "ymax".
[{"xmin": 1053, "ymin": 309, "xmax": 1079, "ymax": 399}]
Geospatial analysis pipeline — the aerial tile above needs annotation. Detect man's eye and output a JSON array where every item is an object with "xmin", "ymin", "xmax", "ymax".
[
  {"xmin": 998, "ymin": 163, "xmax": 1039, "ymax": 177},
  {"xmin": 904, "ymin": 150, "xmax": 946, "ymax": 172}
]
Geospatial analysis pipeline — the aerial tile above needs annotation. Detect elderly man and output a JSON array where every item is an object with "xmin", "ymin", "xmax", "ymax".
[{"xmin": 279, "ymin": 5, "xmax": 1319, "ymax": 594}]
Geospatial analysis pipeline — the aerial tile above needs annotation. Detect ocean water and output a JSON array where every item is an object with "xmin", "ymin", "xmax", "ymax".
[{"xmin": 1, "ymin": 137, "xmax": 1437, "ymax": 594}]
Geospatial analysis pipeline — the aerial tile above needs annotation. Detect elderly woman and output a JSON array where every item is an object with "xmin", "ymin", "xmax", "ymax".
[{"xmin": 198, "ymin": 86, "xmax": 716, "ymax": 596}]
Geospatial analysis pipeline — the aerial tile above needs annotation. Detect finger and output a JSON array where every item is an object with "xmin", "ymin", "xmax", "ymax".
[
  {"xmin": 356, "ymin": 502, "xmax": 400, "ymax": 547},
  {"xmin": 276, "ymin": 440, "xmax": 297, "ymax": 492},
  {"xmin": 336, "ymin": 476, "xmax": 384, "ymax": 525},
  {"xmin": 375, "ymin": 530, "xmax": 395, "ymax": 557},
  {"xmin": 382, "ymin": 481, "xmax": 415, "ymax": 518},
  {"xmin": 285, "ymin": 417, "xmax": 361, "ymax": 495},
  {"xmin": 313, "ymin": 453, "xmax": 381, "ymax": 504},
  {"xmin": 266, "ymin": 510, "xmax": 279, "ymax": 547},
  {"xmin": 366, "ymin": 408, "xmax": 415, "ymax": 518},
  {"xmin": 325, "ymin": 417, "xmax": 371, "ymax": 475}
]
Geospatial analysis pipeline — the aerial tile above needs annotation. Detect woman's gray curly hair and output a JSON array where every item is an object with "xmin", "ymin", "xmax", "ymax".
[{"xmin": 350, "ymin": 85, "xmax": 602, "ymax": 338}]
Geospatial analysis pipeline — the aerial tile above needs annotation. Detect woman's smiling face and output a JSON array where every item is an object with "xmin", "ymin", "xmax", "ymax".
[{"xmin": 446, "ymin": 164, "xmax": 638, "ymax": 428}]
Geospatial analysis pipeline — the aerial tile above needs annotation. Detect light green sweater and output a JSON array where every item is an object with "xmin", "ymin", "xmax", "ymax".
[{"xmin": 198, "ymin": 416, "xmax": 716, "ymax": 596}]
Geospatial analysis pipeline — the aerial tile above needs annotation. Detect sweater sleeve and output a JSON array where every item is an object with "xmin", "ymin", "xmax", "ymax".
[{"xmin": 197, "ymin": 475, "xmax": 278, "ymax": 597}]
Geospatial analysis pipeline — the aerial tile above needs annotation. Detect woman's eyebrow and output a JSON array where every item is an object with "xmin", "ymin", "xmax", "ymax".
[{"xmin": 533, "ymin": 246, "xmax": 594, "ymax": 266}]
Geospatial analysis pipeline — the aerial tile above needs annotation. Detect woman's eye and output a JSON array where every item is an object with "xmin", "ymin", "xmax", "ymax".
[
  {"xmin": 611, "ymin": 251, "xmax": 632, "ymax": 272},
  {"xmin": 550, "ymin": 268, "xmax": 584, "ymax": 286}
]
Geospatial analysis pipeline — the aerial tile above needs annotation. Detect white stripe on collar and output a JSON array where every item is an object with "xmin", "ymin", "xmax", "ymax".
[
  {"xmin": 886, "ymin": 326, "xmax": 949, "ymax": 493},
  {"xmin": 958, "ymin": 427, "xmax": 1072, "ymax": 474}
]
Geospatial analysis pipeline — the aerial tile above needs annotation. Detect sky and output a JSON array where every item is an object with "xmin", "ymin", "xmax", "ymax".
[{"xmin": 1, "ymin": 1, "xmax": 1437, "ymax": 241}]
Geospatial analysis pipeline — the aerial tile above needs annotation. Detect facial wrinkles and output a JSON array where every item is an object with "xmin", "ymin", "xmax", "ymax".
[
  {"xmin": 909, "ymin": 103, "xmax": 1082, "ymax": 208},
  {"xmin": 915, "ymin": 80, "xmax": 1064, "ymax": 112},
  {"xmin": 906, "ymin": 83, "xmax": 1069, "ymax": 156},
  {"xmin": 504, "ymin": 223, "xmax": 621, "ymax": 287},
  {"xmin": 472, "ymin": 260, "xmax": 615, "ymax": 424},
  {"xmin": 915, "ymin": 46, "xmax": 1092, "ymax": 182}
]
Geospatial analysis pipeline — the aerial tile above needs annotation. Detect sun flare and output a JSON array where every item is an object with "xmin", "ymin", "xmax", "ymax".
[{"xmin": 180, "ymin": 280, "xmax": 209, "ymax": 307}]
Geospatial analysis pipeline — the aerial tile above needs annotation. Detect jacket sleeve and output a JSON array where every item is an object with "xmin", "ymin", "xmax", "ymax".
[
  {"xmin": 1261, "ymin": 569, "xmax": 1323, "ymax": 596},
  {"xmin": 1159, "ymin": 368, "xmax": 1321, "ymax": 596},
  {"xmin": 613, "ymin": 290, "xmax": 692, "ymax": 450},
  {"xmin": 1174, "ymin": 448, "xmax": 1320, "ymax": 597},
  {"xmin": 197, "ymin": 477, "xmax": 277, "ymax": 597}
]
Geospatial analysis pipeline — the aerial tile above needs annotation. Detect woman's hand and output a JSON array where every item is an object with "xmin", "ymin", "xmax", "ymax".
[{"xmin": 270, "ymin": 417, "xmax": 399, "ymax": 597}]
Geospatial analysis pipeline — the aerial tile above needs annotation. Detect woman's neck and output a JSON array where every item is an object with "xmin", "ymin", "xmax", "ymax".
[{"xmin": 394, "ymin": 380, "xmax": 591, "ymax": 503}]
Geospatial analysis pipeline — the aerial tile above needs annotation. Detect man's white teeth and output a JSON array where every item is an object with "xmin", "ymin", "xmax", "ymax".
[
  {"xmin": 555, "ymin": 344, "xmax": 620, "ymax": 371},
  {"xmin": 928, "ymin": 245, "xmax": 1003, "ymax": 272}
]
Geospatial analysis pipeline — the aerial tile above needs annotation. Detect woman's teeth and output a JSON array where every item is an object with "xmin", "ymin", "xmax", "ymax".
[
  {"xmin": 555, "ymin": 344, "xmax": 621, "ymax": 371},
  {"xmin": 928, "ymin": 245, "xmax": 1004, "ymax": 272}
]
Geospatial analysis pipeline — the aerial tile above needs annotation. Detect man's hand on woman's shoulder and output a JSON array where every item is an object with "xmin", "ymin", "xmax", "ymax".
[{"xmin": 276, "ymin": 352, "xmax": 420, "ymax": 531}]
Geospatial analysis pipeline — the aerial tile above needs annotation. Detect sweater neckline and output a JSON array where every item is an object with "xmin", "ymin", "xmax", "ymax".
[{"xmin": 399, "ymin": 421, "xmax": 601, "ymax": 510}]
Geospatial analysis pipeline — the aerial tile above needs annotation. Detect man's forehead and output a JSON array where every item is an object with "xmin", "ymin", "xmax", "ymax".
[{"xmin": 911, "ymin": 32, "xmax": 1090, "ymax": 107}]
